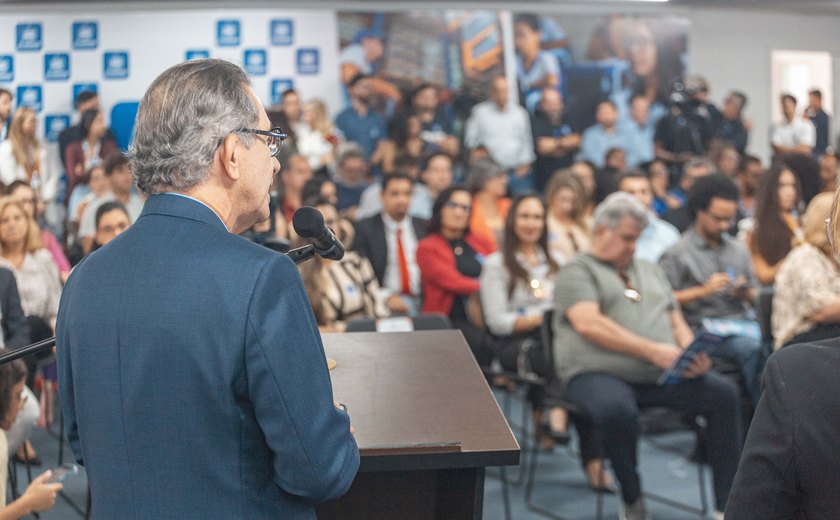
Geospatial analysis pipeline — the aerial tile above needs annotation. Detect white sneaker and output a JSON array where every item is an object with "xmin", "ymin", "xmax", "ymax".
[{"xmin": 619, "ymin": 498, "xmax": 651, "ymax": 520}]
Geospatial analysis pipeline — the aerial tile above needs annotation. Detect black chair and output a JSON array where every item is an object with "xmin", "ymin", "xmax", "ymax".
[{"xmin": 525, "ymin": 310, "xmax": 709, "ymax": 519}]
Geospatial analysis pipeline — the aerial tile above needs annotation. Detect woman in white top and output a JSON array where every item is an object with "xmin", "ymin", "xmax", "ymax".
[
  {"xmin": 480, "ymin": 194, "xmax": 613, "ymax": 491},
  {"xmin": 0, "ymin": 197, "xmax": 62, "ymax": 428},
  {"xmin": 295, "ymin": 99, "xmax": 338, "ymax": 173},
  {"xmin": 0, "ymin": 108, "xmax": 58, "ymax": 204}
]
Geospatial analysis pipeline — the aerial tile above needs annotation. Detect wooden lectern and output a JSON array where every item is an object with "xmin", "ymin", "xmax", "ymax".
[{"xmin": 315, "ymin": 330, "xmax": 520, "ymax": 520}]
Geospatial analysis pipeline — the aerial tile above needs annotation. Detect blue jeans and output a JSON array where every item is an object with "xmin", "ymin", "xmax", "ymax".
[{"xmin": 713, "ymin": 335, "xmax": 765, "ymax": 409}]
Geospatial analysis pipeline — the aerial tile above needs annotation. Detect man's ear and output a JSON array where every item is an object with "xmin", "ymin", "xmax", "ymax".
[{"xmin": 218, "ymin": 134, "xmax": 242, "ymax": 182}]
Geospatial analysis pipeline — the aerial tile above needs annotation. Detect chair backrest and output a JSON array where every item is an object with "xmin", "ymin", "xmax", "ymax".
[{"xmin": 345, "ymin": 313, "xmax": 452, "ymax": 333}]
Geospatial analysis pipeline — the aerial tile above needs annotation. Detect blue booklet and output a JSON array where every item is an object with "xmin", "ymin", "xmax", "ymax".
[{"xmin": 657, "ymin": 318, "xmax": 760, "ymax": 386}]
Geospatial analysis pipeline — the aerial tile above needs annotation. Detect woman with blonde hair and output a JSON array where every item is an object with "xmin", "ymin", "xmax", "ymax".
[
  {"xmin": 772, "ymin": 192, "xmax": 840, "ymax": 349},
  {"xmin": 296, "ymin": 98, "xmax": 339, "ymax": 173},
  {"xmin": 0, "ymin": 197, "xmax": 61, "ymax": 427},
  {"xmin": 0, "ymin": 108, "xmax": 58, "ymax": 204},
  {"xmin": 545, "ymin": 169, "xmax": 592, "ymax": 264}
]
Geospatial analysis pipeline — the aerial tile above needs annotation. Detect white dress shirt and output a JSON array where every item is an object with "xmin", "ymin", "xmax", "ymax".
[{"xmin": 464, "ymin": 101, "xmax": 535, "ymax": 170}]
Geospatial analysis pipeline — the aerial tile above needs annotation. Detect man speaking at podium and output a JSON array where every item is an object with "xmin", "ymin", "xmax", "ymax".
[{"xmin": 56, "ymin": 59, "xmax": 359, "ymax": 518}]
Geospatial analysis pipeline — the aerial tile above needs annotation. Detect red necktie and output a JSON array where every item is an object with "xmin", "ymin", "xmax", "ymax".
[{"xmin": 396, "ymin": 228, "xmax": 411, "ymax": 295}]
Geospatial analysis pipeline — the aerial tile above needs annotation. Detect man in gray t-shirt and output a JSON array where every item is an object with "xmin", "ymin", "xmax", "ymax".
[
  {"xmin": 553, "ymin": 192, "xmax": 742, "ymax": 519},
  {"xmin": 659, "ymin": 174, "xmax": 764, "ymax": 407}
]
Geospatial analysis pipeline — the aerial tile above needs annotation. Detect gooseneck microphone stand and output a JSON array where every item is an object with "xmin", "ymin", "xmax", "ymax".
[{"xmin": 0, "ymin": 244, "xmax": 319, "ymax": 368}]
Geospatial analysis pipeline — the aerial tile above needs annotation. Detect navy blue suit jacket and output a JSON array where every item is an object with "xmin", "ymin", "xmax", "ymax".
[{"xmin": 57, "ymin": 194, "xmax": 359, "ymax": 519}]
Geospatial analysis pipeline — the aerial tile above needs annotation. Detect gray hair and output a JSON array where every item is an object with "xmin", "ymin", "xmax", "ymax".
[
  {"xmin": 467, "ymin": 158, "xmax": 505, "ymax": 194},
  {"xmin": 592, "ymin": 192, "xmax": 649, "ymax": 233},
  {"xmin": 682, "ymin": 156, "xmax": 715, "ymax": 177},
  {"xmin": 129, "ymin": 59, "xmax": 259, "ymax": 194}
]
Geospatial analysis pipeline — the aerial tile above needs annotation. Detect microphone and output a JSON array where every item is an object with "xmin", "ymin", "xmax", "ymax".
[{"xmin": 292, "ymin": 206, "xmax": 345, "ymax": 261}]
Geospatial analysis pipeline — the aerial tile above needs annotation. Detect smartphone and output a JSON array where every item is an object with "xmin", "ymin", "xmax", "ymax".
[{"xmin": 47, "ymin": 463, "xmax": 79, "ymax": 484}]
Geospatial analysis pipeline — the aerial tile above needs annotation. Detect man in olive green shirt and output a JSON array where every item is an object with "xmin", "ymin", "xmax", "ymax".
[{"xmin": 553, "ymin": 192, "xmax": 741, "ymax": 520}]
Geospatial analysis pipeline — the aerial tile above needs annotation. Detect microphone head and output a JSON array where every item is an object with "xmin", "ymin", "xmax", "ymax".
[{"xmin": 292, "ymin": 206, "xmax": 324, "ymax": 239}]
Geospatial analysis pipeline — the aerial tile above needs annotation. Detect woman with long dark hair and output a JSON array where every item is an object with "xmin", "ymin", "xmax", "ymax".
[
  {"xmin": 480, "ymin": 193, "xmax": 612, "ymax": 487},
  {"xmin": 480, "ymin": 194, "xmax": 563, "ymax": 434},
  {"xmin": 417, "ymin": 186, "xmax": 494, "ymax": 366},
  {"xmin": 748, "ymin": 164, "xmax": 802, "ymax": 285}
]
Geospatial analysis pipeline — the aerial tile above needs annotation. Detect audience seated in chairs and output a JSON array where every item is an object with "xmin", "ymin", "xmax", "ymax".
[
  {"xmin": 772, "ymin": 192, "xmax": 840, "ymax": 348},
  {"xmin": 544, "ymin": 169, "xmax": 592, "ymax": 264},
  {"xmin": 0, "ymin": 197, "xmax": 62, "ymax": 429},
  {"xmin": 298, "ymin": 198, "xmax": 388, "ymax": 332},
  {"xmin": 417, "ymin": 186, "xmax": 494, "ymax": 367},
  {"xmin": 746, "ymin": 164, "xmax": 802, "ymax": 286},
  {"xmin": 659, "ymin": 174, "xmax": 765, "ymax": 408},
  {"xmin": 352, "ymin": 173, "xmax": 426, "ymax": 316},
  {"xmin": 0, "ymin": 352, "xmax": 62, "ymax": 517},
  {"xmin": 553, "ymin": 192, "xmax": 741, "ymax": 520}
]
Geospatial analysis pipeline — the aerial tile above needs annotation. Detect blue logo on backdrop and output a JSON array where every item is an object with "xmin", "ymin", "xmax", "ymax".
[
  {"xmin": 185, "ymin": 49, "xmax": 210, "ymax": 61},
  {"xmin": 216, "ymin": 20, "xmax": 240, "ymax": 47},
  {"xmin": 16, "ymin": 85, "xmax": 42, "ymax": 112},
  {"xmin": 270, "ymin": 20, "xmax": 294, "ymax": 46},
  {"xmin": 271, "ymin": 79, "xmax": 294, "ymax": 105},
  {"xmin": 296, "ymin": 48, "xmax": 319, "ymax": 75},
  {"xmin": 72, "ymin": 21, "xmax": 98, "ymax": 50},
  {"xmin": 44, "ymin": 53, "xmax": 70, "ymax": 81},
  {"xmin": 73, "ymin": 83, "xmax": 98, "ymax": 102},
  {"xmin": 16, "ymin": 23, "xmax": 42, "ymax": 52},
  {"xmin": 244, "ymin": 49, "xmax": 267, "ymax": 76},
  {"xmin": 44, "ymin": 115, "xmax": 70, "ymax": 142},
  {"xmin": 0, "ymin": 56, "xmax": 13, "ymax": 82},
  {"xmin": 104, "ymin": 52, "xmax": 129, "ymax": 79}
]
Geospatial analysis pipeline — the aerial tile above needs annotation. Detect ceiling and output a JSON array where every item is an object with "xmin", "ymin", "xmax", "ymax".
[{"xmin": 0, "ymin": 0, "xmax": 839, "ymax": 15}]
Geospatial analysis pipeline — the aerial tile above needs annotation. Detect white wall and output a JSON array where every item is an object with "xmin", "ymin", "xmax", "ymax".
[{"xmin": 687, "ymin": 7, "xmax": 840, "ymax": 162}]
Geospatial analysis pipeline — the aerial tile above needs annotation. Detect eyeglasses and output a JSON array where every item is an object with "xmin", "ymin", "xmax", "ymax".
[
  {"xmin": 234, "ymin": 127, "xmax": 287, "ymax": 158},
  {"xmin": 444, "ymin": 201, "xmax": 471, "ymax": 212},
  {"xmin": 618, "ymin": 269, "xmax": 641, "ymax": 302},
  {"xmin": 827, "ymin": 217, "xmax": 834, "ymax": 250}
]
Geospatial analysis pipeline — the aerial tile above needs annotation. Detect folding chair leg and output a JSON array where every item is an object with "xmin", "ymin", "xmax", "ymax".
[{"xmin": 499, "ymin": 466, "xmax": 512, "ymax": 520}]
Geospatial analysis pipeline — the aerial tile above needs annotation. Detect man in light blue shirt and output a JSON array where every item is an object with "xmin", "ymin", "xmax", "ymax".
[
  {"xmin": 621, "ymin": 94, "xmax": 655, "ymax": 168},
  {"xmin": 618, "ymin": 170, "xmax": 679, "ymax": 263},
  {"xmin": 578, "ymin": 100, "xmax": 626, "ymax": 168}
]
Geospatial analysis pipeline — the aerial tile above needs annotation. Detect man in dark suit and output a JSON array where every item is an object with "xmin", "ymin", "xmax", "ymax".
[
  {"xmin": 0, "ymin": 267, "xmax": 30, "ymax": 350},
  {"xmin": 57, "ymin": 59, "xmax": 359, "ymax": 519},
  {"xmin": 353, "ymin": 172, "xmax": 426, "ymax": 315}
]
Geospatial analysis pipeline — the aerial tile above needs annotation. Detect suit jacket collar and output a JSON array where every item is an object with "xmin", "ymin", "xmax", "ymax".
[{"xmin": 139, "ymin": 193, "xmax": 229, "ymax": 232}]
